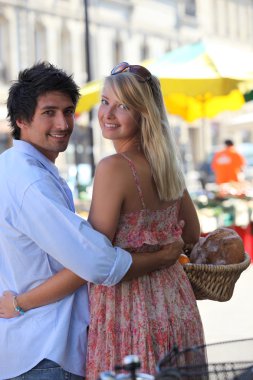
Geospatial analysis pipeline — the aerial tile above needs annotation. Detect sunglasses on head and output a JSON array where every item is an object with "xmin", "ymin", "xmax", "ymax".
[{"xmin": 111, "ymin": 62, "xmax": 152, "ymax": 83}]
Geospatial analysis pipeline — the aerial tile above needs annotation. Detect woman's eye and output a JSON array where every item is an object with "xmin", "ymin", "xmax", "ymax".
[
  {"xmin": 101, "ymin": 99, "xmax": 108, "ymax": 105},
  {"xmin": 119, "ymin": 104, "xmax": 129, "ymax": 110}
]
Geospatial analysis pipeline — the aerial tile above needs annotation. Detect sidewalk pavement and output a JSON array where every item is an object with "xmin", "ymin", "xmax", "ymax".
[{"xmin": 197, "ymin": 263, "xmax": 253, "ymax": 344}]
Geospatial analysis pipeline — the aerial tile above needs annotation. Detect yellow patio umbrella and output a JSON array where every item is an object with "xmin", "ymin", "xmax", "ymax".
[
  {"xmin": 76, "ymin": 40, "xmax": 253, "ymax": 122},
  {"xmin": 162, "ymin": 88, "xmax": 245, "ymax": 122},
  {"xmin": 146, "ymin": 40, "xmax": 253, "ymax": 122}
]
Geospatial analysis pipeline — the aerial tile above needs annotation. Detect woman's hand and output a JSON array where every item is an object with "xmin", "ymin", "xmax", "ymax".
[
  {"xmin": 123, "ymin": 237, "xmax": 184, "ymax": 281},
  {"xmin": 0, "ymin": 291, "xmax": 19, "ymax": 318},
  {"xmin": 158, "ymin": 237, "xmax": 184, "ymax": 269}
]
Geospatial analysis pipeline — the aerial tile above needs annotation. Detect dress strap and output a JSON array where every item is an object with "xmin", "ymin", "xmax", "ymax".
[{"xmin": 120, "ymin": 153, "xmax": 146, "ymax": 209}]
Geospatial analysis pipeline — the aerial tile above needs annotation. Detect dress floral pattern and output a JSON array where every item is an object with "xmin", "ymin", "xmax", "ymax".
[{"xmin": 86, "ymin": 154, "xmax": 205, "ymax": 379}]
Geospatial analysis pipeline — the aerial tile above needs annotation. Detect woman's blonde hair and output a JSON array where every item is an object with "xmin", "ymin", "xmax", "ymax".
[{"xmin": 104, "ymin": 72, "xmax": 186, "ymax": 201}]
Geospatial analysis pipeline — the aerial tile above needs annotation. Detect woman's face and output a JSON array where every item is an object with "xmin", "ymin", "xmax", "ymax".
[{"xmin": 98, "ymin": 82, "xmax": 140, "ymax": 147}]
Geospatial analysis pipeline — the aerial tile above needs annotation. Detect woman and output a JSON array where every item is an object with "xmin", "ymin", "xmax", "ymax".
[{"xmin": 0, "ymin": 62, "xmax": 205, "ymax": 378}]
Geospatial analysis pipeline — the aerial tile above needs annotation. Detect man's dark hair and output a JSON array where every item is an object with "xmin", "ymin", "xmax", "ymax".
[
  {"xmin": 224, "ymin": 139, "xmax": 234, "ymax": 147},
  {"xmin": 7, "ymin": 61, "xmax": 80, "ymax": 139}
]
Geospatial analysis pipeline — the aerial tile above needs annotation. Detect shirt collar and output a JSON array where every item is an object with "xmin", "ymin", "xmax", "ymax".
[{"xmin": 13, "ymin": 140, "xmax": 60, "ymax": 179}]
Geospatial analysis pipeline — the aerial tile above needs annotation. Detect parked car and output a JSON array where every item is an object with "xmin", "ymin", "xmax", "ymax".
[{"xmin": 198, "ymin": 143, "xmax": 253, "ymax": 186}]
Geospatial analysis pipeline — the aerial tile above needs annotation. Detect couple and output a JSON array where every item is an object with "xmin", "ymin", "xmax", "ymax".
[{"xmin": 0, "ymin": 61, "xmax": 205, "ymax": 380}]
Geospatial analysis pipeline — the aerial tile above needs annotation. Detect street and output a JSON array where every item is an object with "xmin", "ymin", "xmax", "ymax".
[{"xmin": 197, "ymin": 263, "xmax": 253, "ymax": 362}]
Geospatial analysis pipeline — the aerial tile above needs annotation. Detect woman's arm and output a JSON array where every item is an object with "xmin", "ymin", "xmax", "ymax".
[
  {"xmin": 88, "ymin": 156, "xmax": 123, "ymax": 240},
  {"xmin": 122, "ymin": 238, "xmax": 184, "ymax": 280},
  {"xmin": 178, "ymin": 189, "xmax": 200, "ymax": 246},
  {"xmin": 89, "ymin": 156, "xmax": 183, "ymax": 280},
  {"xmin": 0, "ymin": 269, "xmax": 86, "ymax": 318}
]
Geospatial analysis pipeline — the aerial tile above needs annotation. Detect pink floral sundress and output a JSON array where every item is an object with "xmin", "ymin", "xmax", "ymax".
[{"xmin": 86, "ymin": 154, "xmax": 205, "ymax": 379}]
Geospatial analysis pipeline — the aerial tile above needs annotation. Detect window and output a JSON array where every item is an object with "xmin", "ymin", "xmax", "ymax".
[
  {"xmin": 0, "ymin": 16, "xmax": 9, "ymax": 82},
  {"xmin": 140, "ymin": 41, "xmax": 149, "ymax": 61},
  {"xmin": 35, "ymin": 22, "xmax": 47, "ymax": 62},
  {"xmin": 60, "ymin": 27, "xmax": 72, "ymax": 74},
  {"xmin": 113, "ymin": 37, "xmax": 122, "ymax": 65},
  {"xmin": 185, "ymin": 0, "xmax": 196, "ymax": 17}
]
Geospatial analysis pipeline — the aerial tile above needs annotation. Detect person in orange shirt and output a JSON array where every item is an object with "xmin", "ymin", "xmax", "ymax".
[{"xmin": 211, "ymin": 139, "xmax": 246, "ymax": 184}]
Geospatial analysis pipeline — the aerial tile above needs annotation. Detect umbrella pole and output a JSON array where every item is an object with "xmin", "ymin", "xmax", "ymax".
[{"xmin": 200, "ymin": 97, "xmax": 212, "ymax": 161}]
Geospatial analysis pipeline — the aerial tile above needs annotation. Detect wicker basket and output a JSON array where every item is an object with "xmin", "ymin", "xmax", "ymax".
[{"xmin": 183, "ymin": 253, "xmax": 251, "ymax": 302}]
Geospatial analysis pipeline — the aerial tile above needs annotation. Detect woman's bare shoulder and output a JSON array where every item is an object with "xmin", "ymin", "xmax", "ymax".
[{"xmin": 95, "ymin": 153, "xmax": 130, "ymax": 177}]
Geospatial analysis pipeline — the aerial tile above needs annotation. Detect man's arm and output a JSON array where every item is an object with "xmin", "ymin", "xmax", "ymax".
[
  {"xmin": 0, "ymin": 239, "xmax": 183, "ymax": 318},
  {"xmin": 0, "ymin": 269, "xmax": 85, "ymax": 317},
  {"xmin": 0, "ymin": 156, "xmax": 184, "ymax": 318}
]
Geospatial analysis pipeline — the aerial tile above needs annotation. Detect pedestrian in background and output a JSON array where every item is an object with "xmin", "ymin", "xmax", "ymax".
[
  {"xmin": 211, "ymin": 139, "xmax": 245, "ymax": 184},
  {"xmin": 0, "ymin": 62, "xmax": 183, "ymax": 380}
]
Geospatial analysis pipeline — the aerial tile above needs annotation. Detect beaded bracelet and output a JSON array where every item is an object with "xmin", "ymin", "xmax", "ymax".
[{"xmin": 13, "ymin": 296, "xmax": 25, "ymax": 316}]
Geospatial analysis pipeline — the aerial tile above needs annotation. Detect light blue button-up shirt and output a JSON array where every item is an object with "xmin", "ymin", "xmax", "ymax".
[{"xmin": 0, "ymin": 140, "xmax": 132, "ymax": 379}]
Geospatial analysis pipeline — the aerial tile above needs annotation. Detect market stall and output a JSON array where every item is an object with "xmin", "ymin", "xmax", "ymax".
[{"xmin": 193, "ymin": 182, "xmax": 253, "ymax": 261}]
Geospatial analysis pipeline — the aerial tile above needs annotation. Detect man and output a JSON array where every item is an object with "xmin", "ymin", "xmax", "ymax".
[
  {"xmin": 0, "ymin": 62, "xmax": 182, "ymax": 380},
  {"xmin": 211, "ymin": 139, "xmax": 245, "ymax": 184}
]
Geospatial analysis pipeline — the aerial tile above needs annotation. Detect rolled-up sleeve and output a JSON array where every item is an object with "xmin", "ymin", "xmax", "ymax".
[{"xmin": 15, "ymin": 177, "xmax": 132, "ymax": 285}]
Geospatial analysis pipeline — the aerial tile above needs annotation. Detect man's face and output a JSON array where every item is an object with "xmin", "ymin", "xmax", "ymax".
[{"xmin": 17, "ymin": 91, "xmax": 75, "ymax": 162}]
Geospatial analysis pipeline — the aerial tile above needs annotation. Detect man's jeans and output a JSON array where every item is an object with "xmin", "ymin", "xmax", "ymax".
[{"xmin": 6, "ymin": 359, "xmax": 84, "ymax": 380}]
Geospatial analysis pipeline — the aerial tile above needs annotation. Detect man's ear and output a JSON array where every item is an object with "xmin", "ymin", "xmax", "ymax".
[{"xmin": 16, "ymin": 119, "xmax": 27, "ymax": 129}]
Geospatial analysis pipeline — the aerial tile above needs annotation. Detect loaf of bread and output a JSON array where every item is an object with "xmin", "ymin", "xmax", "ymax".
[{"xmin": 190, "ymin": 227, "xmax": 245, "ymax": 265}]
